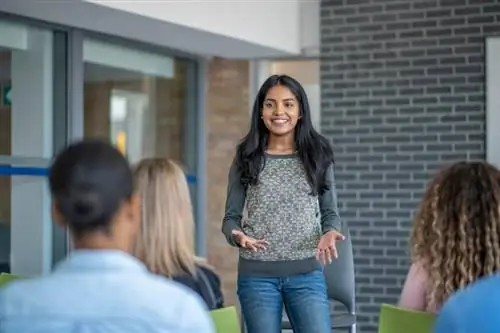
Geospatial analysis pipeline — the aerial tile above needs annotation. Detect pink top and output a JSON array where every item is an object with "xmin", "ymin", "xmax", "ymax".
[{"xmin": 399, "ymin": 262, "xmax": 437, "ymax": 313}]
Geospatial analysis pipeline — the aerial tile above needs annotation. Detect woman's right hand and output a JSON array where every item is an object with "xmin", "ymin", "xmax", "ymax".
[{"xmin": 232, "ymin": 230, "xmax": 268, "ymax": 251}]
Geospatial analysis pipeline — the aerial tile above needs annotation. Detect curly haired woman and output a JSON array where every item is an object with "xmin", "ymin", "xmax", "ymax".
[{"xmin": 399, "ymin": 161, "xmax": 500, "ymax": 313}]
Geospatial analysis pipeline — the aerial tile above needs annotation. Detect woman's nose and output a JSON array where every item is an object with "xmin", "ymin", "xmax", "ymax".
[{"xmin": 274, "ymin": 106, "xmax": 285, "ymax": 115}]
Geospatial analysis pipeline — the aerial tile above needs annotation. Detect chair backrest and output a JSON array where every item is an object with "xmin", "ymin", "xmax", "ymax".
[
  {"xmin": 210, "ymin": 306, "xmax": 240, "ymax": 333},
  {"xmin": 323, "ymin": 229, "xmax": 355, "ymax": 314},
  {"xmin": 0, "ymin": 273, "xmax": 23, "ymax": 287},
  {"xmin": 378, "ymin": 304, "xmax": 436, "ymax": 333}
]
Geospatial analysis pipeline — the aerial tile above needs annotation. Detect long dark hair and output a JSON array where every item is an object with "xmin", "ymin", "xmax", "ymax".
[{"xmin": 235, "ymin": 74, "xmax": 334, "ymax": 195}]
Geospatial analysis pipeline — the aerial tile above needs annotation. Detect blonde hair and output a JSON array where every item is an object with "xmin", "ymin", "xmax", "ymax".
[
  {"xmin": 133, "ymin": 158, "xmax": 197, "ymax": 277},
  {"xmin": 411, "ymin": 161, "xmax": 500, "ymax": 310}
]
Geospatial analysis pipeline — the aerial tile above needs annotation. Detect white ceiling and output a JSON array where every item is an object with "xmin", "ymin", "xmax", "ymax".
[{"xmin": 0, "ymin": 0, "xmax": 295, "ymax": 59}]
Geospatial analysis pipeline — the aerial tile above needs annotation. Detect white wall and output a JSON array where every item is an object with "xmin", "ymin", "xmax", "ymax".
[
  {"xmin": 299, "ymin": 1, "xmax": 321, "ymax": 56},
  {"xmin": 487, "ymin": 37, "xmax": 500, "ymax": 168},
  {"xmin": 0, "ymin": 0, "xmax": 320, "ymax": 59},
  {"xmin": 86, "ymin": 0, "xmax": 303, "ymax": 56}
]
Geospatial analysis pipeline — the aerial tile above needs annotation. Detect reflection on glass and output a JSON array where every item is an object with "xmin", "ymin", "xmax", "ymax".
[
  {"xmin": 83, "ymin": 38, "xmax": 189, "ymax": 166},
  {"xmin": 82, "ymin": 38, "xmax": 198, "ymax": 251}
]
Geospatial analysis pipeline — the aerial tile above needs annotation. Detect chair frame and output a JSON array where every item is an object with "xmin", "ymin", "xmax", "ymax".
[
  {"xmin": 324, "ymin": 228, "xmax": 356, "ymax": 333},
  {"xmin": 280, "ymin": 228, "xmax": 357, "ymax": 333}
]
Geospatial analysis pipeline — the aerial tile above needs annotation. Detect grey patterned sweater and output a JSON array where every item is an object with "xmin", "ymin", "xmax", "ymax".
[{"xmin": 221, "ymin": 153, "xmax": 342, "ymax": 277}]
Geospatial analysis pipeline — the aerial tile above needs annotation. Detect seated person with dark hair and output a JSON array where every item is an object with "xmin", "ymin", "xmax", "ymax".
[{"xmin": 0, "ymin": 140, "xmax": 214, "ymax": 333}]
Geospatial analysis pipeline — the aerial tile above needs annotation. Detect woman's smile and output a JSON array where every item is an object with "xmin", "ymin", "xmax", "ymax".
[{"xmin": 271, "ymin": 117, "xmax": 289, "ymax": 125}]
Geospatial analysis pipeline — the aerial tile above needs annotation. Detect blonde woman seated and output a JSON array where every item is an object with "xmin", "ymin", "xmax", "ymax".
[
  {"xmin": 399, "ymin": 161, "xmax": 500, "ymax": 313},
  {"xmin": 134, "ymin": 158, "xmax": 224, "ymax": 310}
]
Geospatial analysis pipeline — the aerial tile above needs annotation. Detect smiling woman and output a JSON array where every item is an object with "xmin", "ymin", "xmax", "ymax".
[
  {"xmin": 221, "ymin": 74, "xmax": 343, "ymax": 333},
  {"xmin": 261, "ymin": 85, "xmax": 300, "ymax": 138}
]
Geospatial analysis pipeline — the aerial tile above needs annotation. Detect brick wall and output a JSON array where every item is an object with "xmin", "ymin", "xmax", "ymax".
[
  {"xmin": 320, "ymin": 1, "xmax": 500, "ymax": 331},
  {"xmin": 206, "ymin": 58, "xmax": 250, "ymax": 308}
]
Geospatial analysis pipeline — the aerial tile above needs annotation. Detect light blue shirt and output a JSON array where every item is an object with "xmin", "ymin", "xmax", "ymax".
[
  {"xmin": 434, "ymin": 274, "xmax": 500, "ymax": 333},
  {"xmin": 0, "ymin": 250, "xmax": 215, "ymax": 333}
]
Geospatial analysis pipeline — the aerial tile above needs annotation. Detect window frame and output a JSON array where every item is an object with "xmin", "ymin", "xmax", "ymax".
[{"xmin": 0, "ymin": 13, "xmax": 208, "ymax": 269}]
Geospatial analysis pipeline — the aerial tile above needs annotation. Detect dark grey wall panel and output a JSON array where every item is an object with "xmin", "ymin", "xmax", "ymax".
[{"xmin": 320, "ymin": 1, "xmax": 500, "ymax": 331}]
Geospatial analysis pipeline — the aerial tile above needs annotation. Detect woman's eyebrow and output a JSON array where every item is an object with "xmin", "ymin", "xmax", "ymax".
[{"xmin": 264, "ymin": 98, "xmax": 295, "ymax": 102}]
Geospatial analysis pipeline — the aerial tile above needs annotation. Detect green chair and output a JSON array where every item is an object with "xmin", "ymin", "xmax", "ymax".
[
  {"xmin": 210, "ymin": 306, "xmax": 240, "ymax": 333},
  {"xmin": 0, "ymin": 273, "xmax": 23, "ymax": 287},
  {"xmin": 378, "ymin": 304, "xmax": 436, "ymax": 333}
]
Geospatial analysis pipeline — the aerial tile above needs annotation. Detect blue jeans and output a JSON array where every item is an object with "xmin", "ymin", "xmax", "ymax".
[{"xmin": 237, "ymin": 269, "xmax": 331, "ymax": 333}]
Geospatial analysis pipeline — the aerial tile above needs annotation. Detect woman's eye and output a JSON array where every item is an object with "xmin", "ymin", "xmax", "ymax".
[
  {"xmin": 285, "ymin": 103, "xmax": 294, "ymax": 108},
  {"xmin": 264, "ymin": 103, "xmax": 273, "ymax": 108}
]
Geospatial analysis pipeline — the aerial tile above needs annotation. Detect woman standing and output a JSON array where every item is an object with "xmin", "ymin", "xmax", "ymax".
[{"xmin": 222, "ymin": 75, "xmax": 344, "ymax": 333}]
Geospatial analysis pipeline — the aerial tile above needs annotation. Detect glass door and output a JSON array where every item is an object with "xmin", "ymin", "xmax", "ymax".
[{"xmin": 0, "ymin": 19, "xmax": 67, "ymax": 276}]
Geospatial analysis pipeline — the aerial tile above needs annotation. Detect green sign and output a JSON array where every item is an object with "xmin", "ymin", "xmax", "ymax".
[{"xmin": 2, "ymin": 85, "xmax": 11, "ymax": 107}]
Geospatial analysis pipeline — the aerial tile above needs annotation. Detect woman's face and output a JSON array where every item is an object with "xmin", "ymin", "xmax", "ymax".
[{"xmin": 261, "ymin": 85, "xmax": 300, "ymax": 137}]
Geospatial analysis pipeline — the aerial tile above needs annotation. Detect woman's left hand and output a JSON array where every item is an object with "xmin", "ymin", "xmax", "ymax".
[{"xmin": 316, "ymin": 230, "xmax": 345, "ymax": 265}]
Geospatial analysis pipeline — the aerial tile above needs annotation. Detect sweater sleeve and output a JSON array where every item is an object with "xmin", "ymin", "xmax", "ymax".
[
  {"xmin": 318, "ymin": 163, "xmax": 342, "ymax": 234},
  {"xmin": 221, "ymin": 159, "xmax": 246, "ymax": 247}
]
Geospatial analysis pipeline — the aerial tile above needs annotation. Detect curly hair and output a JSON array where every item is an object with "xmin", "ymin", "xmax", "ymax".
[{"xmin": 411, "ymin": 161, "xmax": 500, "ymax": 310}]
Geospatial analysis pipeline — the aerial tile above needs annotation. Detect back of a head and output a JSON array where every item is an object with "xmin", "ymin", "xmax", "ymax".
[
  {"xmin": 133, "ymin": 158, "xmax": 196, "ymax": 277},
  {"xmin": 411, "ymin": 161, "xmax": 500, "ymax": 309},
  {"xmin": 49, "ymin": 140, "xmax": 133, "ymax": 235}
]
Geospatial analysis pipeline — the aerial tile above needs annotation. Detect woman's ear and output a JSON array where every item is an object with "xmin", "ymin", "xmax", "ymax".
[{"xmin": 51, "ymin": 201, "xmax": 66, "ymax": 229}]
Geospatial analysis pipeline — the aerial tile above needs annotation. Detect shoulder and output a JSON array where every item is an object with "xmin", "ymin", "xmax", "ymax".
[
  {"xmin": 451, "ymin": 273, "xmax": 500, "ymax": 305},
  {"xmin": 1, "ymin": 273, "xmax": 212, "ymax": 330},
  {"xmin": 0, "ymin": 276, "xmax": 52, "ymax": 300},
  {"xmin": 0, "ymin": 277, "xmax": 58, "ymax": 316},
  {"xmin": 149, "ymin": 275, "xmax": 215, "ymax": 332},
  {"xmin": 196, "ymin": 263, "xmax": 218, "ymax": 276},
  {"xmin": 148, "ymin": 273, "xmax": 205, "ymax": 300},
  {"xmin": 228, "ymin": 156, "xmax": 242, "ymax": 176},
  {"xmin": 315, "ymin": 134, "xmax": 334, "ymax": 158},
  {"xmin": 437, "ymin": 274, "xmax": 500, "ymax": 330},
  {"xmin": 144, "ymin": 274, "xmax": 213, "ymax": 322},
  {"xmin": 407, "ymin": 261, "xmax": 428, "ymax": 281},
  {"xmin": 197, "ymin": 265, "xmax": 222, "ymax": 289}
]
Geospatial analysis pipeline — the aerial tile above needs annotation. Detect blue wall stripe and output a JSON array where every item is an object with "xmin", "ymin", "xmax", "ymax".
[
  {"xmin": 0, "ymin": 166, "xmax": 48, "ymax": 176},
  {"xmin": 0, "ymin": 166, "xmax": 197, "ymax": 183}
]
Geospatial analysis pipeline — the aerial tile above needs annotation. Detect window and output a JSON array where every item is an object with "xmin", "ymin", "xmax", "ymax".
[
  {"xmin": 83, "ymin": 38, "xmax": 196, "ymax": 169},
  {"xmin": 82, "ymin": 38, "xmax": 200, "ymax": 244},
  {"xmin": 0, "ymin": 19, "xmax": 60, "ymax": 276}
]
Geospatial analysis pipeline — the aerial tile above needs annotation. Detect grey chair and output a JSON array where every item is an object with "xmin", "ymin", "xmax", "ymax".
[{"xmin": 281, "ymin": 229, "xmax": 356, "ymax": 332}]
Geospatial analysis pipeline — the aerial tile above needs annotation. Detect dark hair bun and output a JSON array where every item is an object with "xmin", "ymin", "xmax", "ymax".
[{"xmin": 57, "ymin": 190, "xmax": 103, "ymax": 229}]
